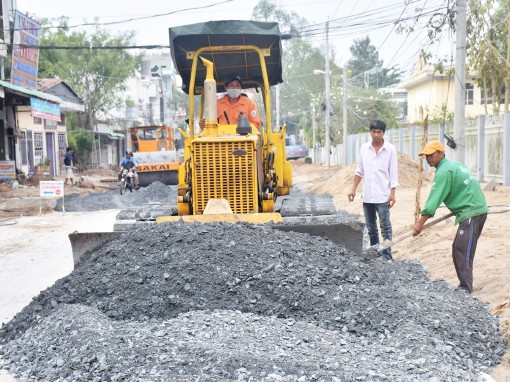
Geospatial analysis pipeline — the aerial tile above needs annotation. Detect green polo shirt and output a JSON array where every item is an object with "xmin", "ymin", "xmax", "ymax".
[{"xmin": 421, "ymin": 157, "xmax": 488, "ymax": 224}]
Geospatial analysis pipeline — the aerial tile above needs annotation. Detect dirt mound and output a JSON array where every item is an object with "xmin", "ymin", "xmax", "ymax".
[{"xmin": 302, "ymin": 152, "xmax": 432, "ymax": 198}]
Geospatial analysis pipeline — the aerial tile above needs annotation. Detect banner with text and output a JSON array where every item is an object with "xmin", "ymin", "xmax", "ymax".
[
  {"xmin": 11, "ymin": 11, "xmax": 40, "ymax": 89},
  {"xmin": 0, "ymin": 160, "xmax": 16, "ymax": 180}
]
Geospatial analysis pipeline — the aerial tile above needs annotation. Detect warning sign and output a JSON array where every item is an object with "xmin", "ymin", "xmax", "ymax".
[{"xmin": 40, "ymin": 181, "xmax": 64, "ymax": 198}]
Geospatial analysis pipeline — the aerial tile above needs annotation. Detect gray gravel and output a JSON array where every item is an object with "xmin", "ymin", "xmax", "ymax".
[
  {"xmin": 62, "ymin": 181, "xmax": 177, "ymax": 212},
  {"xmin": 0, "ymin": 182, "xmax": 506, "ymax": 381}
]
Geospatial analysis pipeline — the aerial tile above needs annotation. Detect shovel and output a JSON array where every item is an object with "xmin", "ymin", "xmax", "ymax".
[
  {"xmin": 374, "ymin": 205, "xmax": 510, "ymax": 252},
  {"xmin": 379, "ymin": 212, "xmax": 455, "ymax": 250},
  {"xmin": 374, "ymin": 212, "xmax": 455, "ymax": 252}
]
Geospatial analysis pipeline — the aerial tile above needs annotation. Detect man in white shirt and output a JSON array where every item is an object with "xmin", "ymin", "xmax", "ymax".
[{"xmin": 347, "ymin": 119, "xmax": 399, "ymax": 259}]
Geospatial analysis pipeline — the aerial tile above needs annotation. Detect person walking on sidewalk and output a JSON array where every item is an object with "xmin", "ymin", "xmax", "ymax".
[
  {"xmin": 412, "ymin": 140, "xmax": 488, "ymax": 294},
  {"xmin": 63, "ymin": 147, "xmax": 74, "ymax": 185},
  {"xmin": 347, "ymin": 119, "xmax": 399, "ymax": 260}
]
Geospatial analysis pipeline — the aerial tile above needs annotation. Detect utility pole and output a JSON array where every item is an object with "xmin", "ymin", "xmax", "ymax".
[
  {"xmin": 325, "ymin": 21, "xmax": 331, "ymax": 168},
  {"xmin": 453, "ymin": 0, "xmax": 467, "ymax": 162},
  {"xmin": 343, "ymin": 64, "xmax": 348, "ymax": 166},
  {"xmin": 312, "ymin": 104, "xmax": 316, "ymax": 163}
]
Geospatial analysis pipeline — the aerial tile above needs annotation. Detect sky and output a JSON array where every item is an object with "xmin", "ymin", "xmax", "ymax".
[{"xmin": 16, "ymin": 0, "xmax": 455, "ymax": 78}]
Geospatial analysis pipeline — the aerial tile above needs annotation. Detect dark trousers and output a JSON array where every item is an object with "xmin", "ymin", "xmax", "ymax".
[{"xmin": 452, "ymin": 213, "xmax": 487, "ymax": 293}]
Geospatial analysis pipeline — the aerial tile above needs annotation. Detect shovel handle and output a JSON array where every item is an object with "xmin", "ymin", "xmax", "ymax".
[{"xmin": 381, "ymin": 212, "xmax": 455, "ymax": 249}]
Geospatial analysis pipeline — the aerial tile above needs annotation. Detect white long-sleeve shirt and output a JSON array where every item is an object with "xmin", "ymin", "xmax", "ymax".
[{"xmin": 354, "ymin": 140, "xmax": 399, "ymax": 203}]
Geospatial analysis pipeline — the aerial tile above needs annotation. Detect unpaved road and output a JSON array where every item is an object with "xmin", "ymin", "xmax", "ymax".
[
  {"xmin": 0, "ymin": 210, "xmax": 120, "ymax": 326},
  {"xmin": 0, "ymin": 209, "xmax": 120, "ymax": 381}
]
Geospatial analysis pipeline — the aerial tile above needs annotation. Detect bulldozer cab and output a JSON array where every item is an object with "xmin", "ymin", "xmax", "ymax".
[
  {"xmin": 129, "ymin": 125, "xmax": 176, "ymax": 153},
  {"xmin": 127, "ymin": 125, "xmax": 180, "ymax": 187},
  {"xmin": 169, "ymin": 20, "xmax": 284, "ymax": 132}
]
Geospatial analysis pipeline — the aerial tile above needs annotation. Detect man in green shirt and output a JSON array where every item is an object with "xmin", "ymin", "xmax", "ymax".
[{"xmin": 412, "ymin": 140, "xmax": 488, "ymax": 294}]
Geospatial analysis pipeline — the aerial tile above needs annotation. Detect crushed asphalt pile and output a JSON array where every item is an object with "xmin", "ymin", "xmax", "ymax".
[
  {"xmin": 0, "ymin": 220, "xmax": 506, "ymax": 381},
  {"xmin": 62, "ymin": 181, "xmax": 177, "ymax": 212}
]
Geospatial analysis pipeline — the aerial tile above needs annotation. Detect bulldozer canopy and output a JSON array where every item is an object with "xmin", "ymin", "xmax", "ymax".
[{"xmin": 169, "ymin": 20, "xmax": 283, "ymax": 94}]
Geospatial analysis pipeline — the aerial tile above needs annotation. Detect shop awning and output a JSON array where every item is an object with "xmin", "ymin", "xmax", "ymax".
[
  {"xmin": 109, "ymin": 132, "xmax": 125, "ymax": 139},
  {"xmin": 95, "ymin": 131, "xmax": 125, "ymax": 140},
  {"xmin": 0, "ymin": 79, "xmax": 62, "ymax": 103}
]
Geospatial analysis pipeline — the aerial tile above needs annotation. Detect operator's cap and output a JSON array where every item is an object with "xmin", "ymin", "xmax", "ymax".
[
  {"xmin": 419, "ymin": 140, "xmax": 445, "ymax": 156},
  {"xmin": 224, "ymin": 74, "xmax": 242, "ymax": 87}
]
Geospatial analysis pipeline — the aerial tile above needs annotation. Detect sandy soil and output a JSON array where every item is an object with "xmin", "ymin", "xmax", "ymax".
[
  {"xmin": 0, "ymin": 160, "xmax": 508, "ymax": 381},
  {"xmin": 292, "ymin": 155, "xmax": 510, "ymax": 382}
]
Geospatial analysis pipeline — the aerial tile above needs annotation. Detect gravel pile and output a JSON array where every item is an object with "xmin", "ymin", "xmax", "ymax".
[
  {"xmin": 0, "ymin": 222, "xmax": 506, "ymax": 381},
  {"xmin": 63, "ymin": 181, "xmax": 177, "ymax": 212}
]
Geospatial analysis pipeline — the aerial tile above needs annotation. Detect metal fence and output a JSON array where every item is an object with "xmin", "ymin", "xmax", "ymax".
[{"xmin": 310, "ymin": 112, "xmax": 510, "ymax": 186}]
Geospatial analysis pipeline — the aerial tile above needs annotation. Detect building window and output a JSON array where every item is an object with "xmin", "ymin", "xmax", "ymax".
[
  {"xmin": 34, "ymin": 132, "xmax": 43, "ymax": 162},
  {"xmin": 481, "ymin": 89, "xmax": 492, "ymax": 105},
  {"xmin": 44, "ymin": 119, "xmax": 58, "ymax": 130},
  {"xmin": 465, "ymin": 83, "xmax": 474, "ymax": 105},
  {"xmin": 57, "ymin": 115, "xmax": 66, "ymax": 126},
  {"xmin": 34, "ymin": 117, "xmax": 42, "ymax": 124}
]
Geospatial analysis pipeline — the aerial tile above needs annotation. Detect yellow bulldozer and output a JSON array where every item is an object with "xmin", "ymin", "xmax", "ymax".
[
  {"xmin": 157, "ymin": 20, "xmax": 292, "ymax": 224},
  {"xmin": 69, "ymin": 20, "xmax": 364, "ymax": 267}
]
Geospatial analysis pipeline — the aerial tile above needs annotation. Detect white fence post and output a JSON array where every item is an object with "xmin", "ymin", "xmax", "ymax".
[
  {"xmin": 477, "ymin": 115, "xmax": 485, "ymax": 182},
  {"xmin": 312, "ymin": 117, "xmax": 506, "ymax": 184},
  {"xmin": 504, "ymin": 112, "xmax": 510, "ymax": 186}
]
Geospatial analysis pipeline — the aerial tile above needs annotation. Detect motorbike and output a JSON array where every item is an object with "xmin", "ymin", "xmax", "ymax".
[{"xmin": 119, "ymin": 168, "xmax": 135, "ymax": 195}]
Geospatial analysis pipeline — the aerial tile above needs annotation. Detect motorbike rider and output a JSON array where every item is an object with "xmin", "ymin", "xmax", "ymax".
[{"xmin": 119, "ymin": 151, "xmax": 139, "ymax": 189}]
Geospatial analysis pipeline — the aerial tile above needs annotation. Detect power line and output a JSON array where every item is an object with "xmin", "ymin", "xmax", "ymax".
[
  {"xmin": 10, "ymin": 43, "xmax": 168, "ymax": 50},
  {"xmin": 13, "ymin": 1, "xmax": 233, "ymax": 33}
]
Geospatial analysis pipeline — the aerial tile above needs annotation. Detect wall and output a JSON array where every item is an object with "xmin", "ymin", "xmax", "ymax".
[
  {"xmin": 310, "ymin": 113, "xmax": 509, "ymax": 186},
  {"xmin": 16, "ymin": 106, "xmax": 68, "ymax": 176}
]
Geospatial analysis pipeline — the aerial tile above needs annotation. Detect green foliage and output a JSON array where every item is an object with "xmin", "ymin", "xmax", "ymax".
[
  {"xmin": 38, "ymin": 17, "xmax": 142, "ymax": 130},
  {"xmin": 347, "ymin": 36, "xmax": 402, "ymax": 88},
  {"xmin": 253, "ymin": 0, "xmax": 325, "ymax": 143},
  {"xmin": 428, "ymin": 104, "xmax": 454, "ymax": 124},
  {"xmin": 252, "ymin": 0, "xmax": 401, "ymax": 148},
  {"xmin": 340, "ymin": 86, "xmax": 400, "ymax": 134},
  {"xmin": 67, "ymin": 128, "xmax": 93, "ymax": 167},
  {"xmin": 467, "ymin": 0, "xmax": 509, "ymax": 112}
]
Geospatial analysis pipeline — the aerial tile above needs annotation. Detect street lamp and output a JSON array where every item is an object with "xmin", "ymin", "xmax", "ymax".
[{"xmin": 313, "ymin": 69, "xmax": 331, "ymax": 168}]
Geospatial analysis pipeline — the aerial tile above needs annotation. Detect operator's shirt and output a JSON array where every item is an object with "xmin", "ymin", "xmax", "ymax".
[
  {"xmin": 217, "ymin": 94, "xmax": 261, "ymax": 129},
  {"xmin": 354, "ymin": 140, "xmax": 399, "ymax": 204},
  {"xmin": 421, "ymin": 157, "xmax": 488, "ymax": 225}
]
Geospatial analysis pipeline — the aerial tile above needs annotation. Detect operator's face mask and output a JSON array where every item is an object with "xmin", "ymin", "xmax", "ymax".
[{"xmin": 227, "ymin": 89, "xmax": 241, "ymax": 98}]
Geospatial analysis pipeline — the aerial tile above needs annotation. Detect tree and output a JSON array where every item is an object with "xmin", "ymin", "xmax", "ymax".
[
  {"xmin": 467, "ymin": 0, "xmax": 508, "ymax": 113},
  {"xmin": 253, "ymin": 0, "xmax": 336, "ymax": 146},
  {"xmin": 252, "ymin": 1, "xmax": 401, "ymax": 148},
  {"xmin": 344, "ymin": 86, "xmax": 400, "ymax": 134},
  {"xmin": 39, "ymin": 17, "xmax": 142, "ymax": 131},
  {"xmin": 347, "ymin": 36, "xmax": 401, "ymax": 89},
  {"xmin": 67, "ymin": 128, "xmax": 93, "ymax": 167}
]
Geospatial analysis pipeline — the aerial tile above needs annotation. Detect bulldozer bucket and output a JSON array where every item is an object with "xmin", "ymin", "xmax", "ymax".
[{"xmin": 69, "ymin": 231, "xmax": 122, "ymax": 268}]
